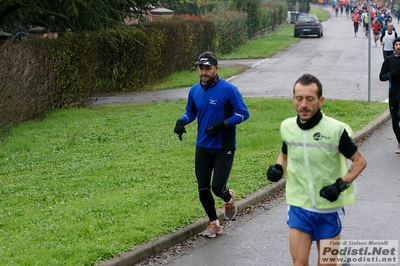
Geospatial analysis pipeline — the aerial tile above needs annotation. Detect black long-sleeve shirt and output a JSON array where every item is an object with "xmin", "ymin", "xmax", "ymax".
[{"xmin": 379, "ymin": 54, "xmax": 400, "ymax": 99}]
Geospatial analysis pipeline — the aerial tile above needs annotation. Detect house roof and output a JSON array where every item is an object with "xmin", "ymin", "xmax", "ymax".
[{"xmin": 150, "ymin": 7, "xmax": 174, "ymax": 15}]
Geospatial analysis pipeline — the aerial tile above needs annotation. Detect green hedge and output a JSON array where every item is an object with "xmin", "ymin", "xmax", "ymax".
[
  {"xmin": 95, "ymin": 17, "xmax": 215, "ymax": 93},
  {"xmin": 0, "ymin": 40, "xmax": 58, "ymax": 128},
  {"xmin": 205, "ymin": 11, "xmax": 249, "ymax": 55},
  {"xmin": 205, "ymin": 2, "xmax": 288, "ymax": 53},
  {"xmin": 0, "ymin": 2, "xmax": 287, "ymax": 128},
  {"xmin": 53, "ymin": 33, "xmax": 99, "ymax": 107},
  {"xmin": 0, "ymin": 17, "xmax": 215, "ymax": 128}
]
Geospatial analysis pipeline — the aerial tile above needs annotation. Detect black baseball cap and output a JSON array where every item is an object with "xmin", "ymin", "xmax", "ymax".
[{"xmin": 197, "ymin": 52, "xmax": 218, "ymax": 66}]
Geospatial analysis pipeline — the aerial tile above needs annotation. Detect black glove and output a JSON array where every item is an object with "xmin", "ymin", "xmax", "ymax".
[
  {"xmin": 319, "ymin": 178, "xmax": 342, "ymax": 202},
  {"xmin": 174, "ymin": 120, "xmax": 186, "ymax": 141},
  {"xmin": 205, "ymin": 120, "xmax": 227, "ymax": 138},
  {"xmin": 390, "ymin": 68, "xmax": 397, "ymax": 77},
  {"xmin": 267, "ymin": 164, "xmax": 284, "ymax": 182}
]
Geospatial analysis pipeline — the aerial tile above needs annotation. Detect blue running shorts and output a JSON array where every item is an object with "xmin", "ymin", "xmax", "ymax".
[{"xmin": 287, "ymin": 205, "xmax": 345, "ymax": 241}]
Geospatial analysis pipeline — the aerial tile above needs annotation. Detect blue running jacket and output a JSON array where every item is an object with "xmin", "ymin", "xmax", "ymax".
[{"xmin": 178, "ymin": 78, "xmax": 250, "ymax": 150}]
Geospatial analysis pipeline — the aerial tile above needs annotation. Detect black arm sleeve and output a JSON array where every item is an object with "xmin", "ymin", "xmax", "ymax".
[
  {"xmin": 338, "ymin": 129, "xmax": 358, "ymax": 159},
  {"xmin": 281, "ymin": 141, "xmax": 287, "ymax": 155},
  {"xmin": 379, "ymin": 57, "xmax": 390, "ymax": 82},
  {"xmin": 380, "ymin": 31, "xmax": 385, "ymax": 42}
]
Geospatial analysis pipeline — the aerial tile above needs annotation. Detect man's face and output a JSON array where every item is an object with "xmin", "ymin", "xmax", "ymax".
[
  {"xmin": 293, "ymin": 82, "xmax": 324, "ymax": 121},
  {"xmin": 395, "ymin": 42, "xmax": 400, "ymax": 55},
  {"xmin": 388, "ymin": 23, "xmax": 394, "ymax": 32},
  {"xmin": 199, "ymin": 65, "xmax": 218, "ymax": 83}
]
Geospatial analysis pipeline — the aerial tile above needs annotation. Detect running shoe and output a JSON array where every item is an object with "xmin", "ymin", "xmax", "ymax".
[
  {"xmin": 224, "ymin": 189, "xmax": 237, "ymax": 220},
  {"xmin": 202, "ymin": 220, "xmax": 222, "ymax": 238},
  {"xmin": 395, "ymin": 143, "xmax": 400, "ymax": 154}
]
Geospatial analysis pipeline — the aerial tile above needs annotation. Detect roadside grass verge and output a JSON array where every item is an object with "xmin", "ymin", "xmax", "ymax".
[
  {"xmin": 220, "ymin": 23, "xmax": 299, "ymax": 59},
  {"xmin": 311, "ymin": 6, "xmax": 330, "ymax": 21},
  {"xmin": 149, "ymin": 66, "xmax": 248, "ymax": 91}
]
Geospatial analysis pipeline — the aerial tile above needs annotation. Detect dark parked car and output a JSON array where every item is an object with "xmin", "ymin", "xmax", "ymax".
[{"xmin": 294, "ymin": 15, "xmax": 323, "ymax": 38}]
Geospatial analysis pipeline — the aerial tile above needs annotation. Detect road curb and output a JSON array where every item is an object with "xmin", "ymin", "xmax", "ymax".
[
  {"xmin": 353, "ymin": 109, "xmax": 391, "ymax": 143},
  {"xmin": 97, "ymin": 108, "xmax": 391, "ymax": 266}
]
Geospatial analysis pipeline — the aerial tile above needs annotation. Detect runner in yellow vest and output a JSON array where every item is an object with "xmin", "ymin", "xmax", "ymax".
[{"xmin": 267, "ymin": 73, "xmax": 367, "ymax": 266}]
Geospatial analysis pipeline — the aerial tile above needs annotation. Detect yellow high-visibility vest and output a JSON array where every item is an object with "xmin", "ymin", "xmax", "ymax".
[{"xmin": 281, "ymin": 114, "xmax": 356, "ymax": 209}]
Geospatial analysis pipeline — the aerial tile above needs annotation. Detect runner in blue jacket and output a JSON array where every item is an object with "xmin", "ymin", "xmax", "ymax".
[{"xmin": 174, "ymin": 51, "xmax": 250, "ymax": 237}]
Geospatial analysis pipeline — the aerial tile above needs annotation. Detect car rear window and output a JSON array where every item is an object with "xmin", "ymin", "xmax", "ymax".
[{"xmin": 298, "ymin": 17, "xmax": 316, "ymax": 23}]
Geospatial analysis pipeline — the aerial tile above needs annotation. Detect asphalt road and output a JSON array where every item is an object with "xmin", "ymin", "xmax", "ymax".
[{"xmin": 97, "ymin": 5, "xmax": 400, "ymax": 266}]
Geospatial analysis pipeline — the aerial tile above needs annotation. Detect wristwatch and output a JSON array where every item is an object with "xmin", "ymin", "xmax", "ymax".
[{"xmin": 338, "ymin": 178, "xmax": 350, "ymax": 192}]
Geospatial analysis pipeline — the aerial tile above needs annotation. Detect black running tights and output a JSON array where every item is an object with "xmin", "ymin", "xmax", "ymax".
[
  {"xmin": 195, "ymin": 146, "xmax": 234, "ymax": 222},
  {"xmin": 389, "ymin": 98, "xmax": 400, "ymax": 143},
  {"xmin": 354, "ymin": 22, "xmax": 359, "ymax": 33}
]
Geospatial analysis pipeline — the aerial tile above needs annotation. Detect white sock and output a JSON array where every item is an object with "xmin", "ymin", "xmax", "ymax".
[{"xmin": 212, "ymin": 220, "xmax": 220, "ymax": 226}]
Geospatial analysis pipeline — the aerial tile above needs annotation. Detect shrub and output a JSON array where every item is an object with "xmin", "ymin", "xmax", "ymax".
[
  {"xmin": 96, "ymin": 17, "xmax": 215, "ymax": 92},
  {"xmin": 205, "ymin": 11, "xmax": 248, "ymax": 55},
  {"xmin": 0, "ymin": 17, "xmax": 216, "ymax": 127},
  {"xmin": 0, "ymin": 40, "xmax": 57, "ymax": 127}
]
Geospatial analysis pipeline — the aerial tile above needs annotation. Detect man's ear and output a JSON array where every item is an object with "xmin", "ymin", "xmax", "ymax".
[{"xmin": 318, "ymin": 96, "xmax": 325, "ymax": 108}]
